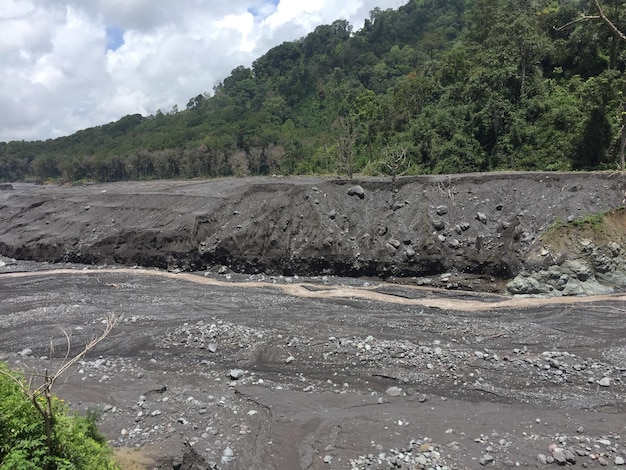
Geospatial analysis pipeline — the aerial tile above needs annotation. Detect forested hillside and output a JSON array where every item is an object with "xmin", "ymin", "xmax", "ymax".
[{"xmin": 2, "ymin": 0, "xmax": 626, "ymax": 183}]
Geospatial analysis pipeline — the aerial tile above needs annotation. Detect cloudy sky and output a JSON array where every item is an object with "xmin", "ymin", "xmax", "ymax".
[{"xmin": 1, "ymin": 0, "xmax": 403, "ymax": 143}]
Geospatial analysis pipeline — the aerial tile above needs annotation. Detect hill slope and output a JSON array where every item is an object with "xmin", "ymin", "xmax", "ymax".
[{"xmin": 2, "ymin": 0, "xmax": 626, "ymax": 182}]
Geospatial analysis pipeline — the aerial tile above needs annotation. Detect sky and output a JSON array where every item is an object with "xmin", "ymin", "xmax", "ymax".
[{"xmin": 1, "ymin": 0, "xmax": 403, "ymax": 143}]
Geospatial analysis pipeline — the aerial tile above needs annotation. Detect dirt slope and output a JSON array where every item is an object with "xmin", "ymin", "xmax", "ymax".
[{"xmin": 1, "ymin": 172, "xmax": 625, "ymax": 293}]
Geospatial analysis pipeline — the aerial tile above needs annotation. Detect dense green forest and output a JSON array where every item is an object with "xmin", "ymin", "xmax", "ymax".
[{"xmin": 2, "ymin": 0, "xmax": 626, "ymax": 183}]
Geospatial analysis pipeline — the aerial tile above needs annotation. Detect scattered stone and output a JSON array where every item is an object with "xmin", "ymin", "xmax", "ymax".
[
  {"xmin": 476, "ymin": 212, "xmax": 488, "ymax": 224},
  {"xmin": 285, "ymin": 355, "xmax": 295, "ymax": 364},
  {"xmin": 18, "ymin": 348, "xmax": 33, "ymax": 357},
  {"xmin": 479, "ymin": 454, "xmax": 494, "ymax": 465},
  {"xmin": 536, "ymin": 453, "xmax": 547, "ymax": 464},
  {"xmin": 615, "ymin": 456, "xmax": 625, "ymax": 465},
  {"xmin": 436, "ymin": 205, "xmax": 448, "ymax": 215},
  {"xmin": 323, "ymin": 455, "xmax": 333, "ymax": 464},
  {"xmin": 207, "ymin": 342, "xmax": 218, "ymax": 353},
  {"xmin": 598, "ymin": 376, "xmax": 611, "ymax": 387}
]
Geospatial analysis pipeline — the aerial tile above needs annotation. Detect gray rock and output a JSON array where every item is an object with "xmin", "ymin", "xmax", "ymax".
[
  {"xmin": 385, "ymin": 243, "xmax": 398, "ymax": 256},
  {"xmin": 536, "ymin": 453, "xmax": 547, "ymax": 464},
  {"xmin": 387, "ymin": 238, "xmax": 401, "ymax": 249},
  {"xmin": 479, "ymin": 454, "xmax": 494, "ymax": 465},
  {"xmin": 615, "ymin": 456, "xmax": 625, "ymax": 465},
  {"xmin": 436, "ymin": 205, "xmax": 448, "ymax": 215},
  {"xmin": 207, "ymin": 342, "xmax": 217, "ymax": 353},
  {"xmin": 347, "ymin": 185, "xmax": 365, "ymax": 199},
  {"xmin": 18, "ymin": 348, "xmax": 33, "ymax": 357},
  {"xmin": 229, "ymin": 369, "xmax": 245, "ymax": 380},
  {"xmin": 476, "ymin": 212, "xmax": 488, "ymax": 224},
  {"xmin": 433, "ymin": 219, "xmax": 445, "ymax": 231},
  {"xmin": 563, "ymin": 449, "xmax": 577, "ymax": 464},
  {"xmin": 562, "ymin": 259, "xmax": 592, "ymax": 282},
  {"xmin": 552, "ymin": 448, "xmax": 568, "ymax": 464},
  {"xmin": 385, "ymin": 386, "xmax": 403, "ymax": 397},
  {"xmin": 598, "ymin": 376, "xmax": 611, "ymax": 387},
  {"xmin": 221, "ymin": 446, "xmax": 234, "ymax": 464}
]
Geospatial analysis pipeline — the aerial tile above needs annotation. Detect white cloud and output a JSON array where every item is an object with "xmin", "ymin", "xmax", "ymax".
[{"xmin": 0, "ymin": 0, "xmax": 402, "ymax": 142}]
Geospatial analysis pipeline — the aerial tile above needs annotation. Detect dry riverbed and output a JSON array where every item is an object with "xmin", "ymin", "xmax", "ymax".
[{"xmin": 1, "ymin": 258, "xmax": 626, "ymax": 469}]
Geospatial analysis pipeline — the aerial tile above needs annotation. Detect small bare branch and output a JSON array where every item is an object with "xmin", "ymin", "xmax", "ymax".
[
  {"xmin": 553, "ymin": 13, "xmax": 599, "ymax": 31},
  {"xmin": 51, "ymin": 313, "xmax": 117, "ymax": 389}
]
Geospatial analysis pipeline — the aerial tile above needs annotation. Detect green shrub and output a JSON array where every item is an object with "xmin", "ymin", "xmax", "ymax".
[{"xmin": 0, "ymin": 362, "xmax": 119, "ymax": 469}]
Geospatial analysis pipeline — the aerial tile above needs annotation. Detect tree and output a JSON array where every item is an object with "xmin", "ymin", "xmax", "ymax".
[{"xmin": 382, "ymin": 144, "xmax": 409, "ymax": 191}]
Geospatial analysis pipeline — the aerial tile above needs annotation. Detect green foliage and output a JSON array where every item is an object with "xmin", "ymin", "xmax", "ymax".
[
  {"xmin": 2, "ymin": 0, "xmax": 626, "ymax": 183},
  {"xmin": 0, "ymin": 363, "xmax": 119, "ymax": 470}
]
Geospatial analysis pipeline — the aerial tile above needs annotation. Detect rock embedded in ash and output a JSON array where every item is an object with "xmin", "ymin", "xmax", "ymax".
[
  {"xmin": 436, "ymin": 205, "xmax": 448, "ymax": 215},
  {"xmin": 347, "ymin": 185, "xmax": 365, "ymax": 199},
  {"xmin": 615, "ymin": 456, "xmax": 625, "ymax": 465},
  {"xmin": 598, "ymin": 376, "xmax": 611, "ymax": 387},
  {"xmin": 207, "ymin": 342, "xmax": 217, "ymax": 353},
  {"xmin": 479, "ymin": 454, "xmax": 494, "ymax": 466},
  {"xmin": 476, "ymin": 212, "xmax": 488, "ymax": 224},
  {"xmin": 18, "ymin": 348, "xmax": 33, "ymax": 357}
]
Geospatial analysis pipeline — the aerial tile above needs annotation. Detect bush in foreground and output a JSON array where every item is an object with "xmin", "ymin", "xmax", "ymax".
[{"xmin": 0, "ymin": 361, "xmax": 119, "ymax": 469}]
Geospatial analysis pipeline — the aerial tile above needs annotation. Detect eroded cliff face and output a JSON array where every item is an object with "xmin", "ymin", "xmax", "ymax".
[{"xmin": 0, "ymin": 172, "xmax": 624, "ymax": 294}]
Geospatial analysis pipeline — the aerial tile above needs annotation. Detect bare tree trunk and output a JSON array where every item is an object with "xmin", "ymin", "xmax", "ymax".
[{"xmin": 619, "ymin": 125, "xmax": 626, "ymax": 171}]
